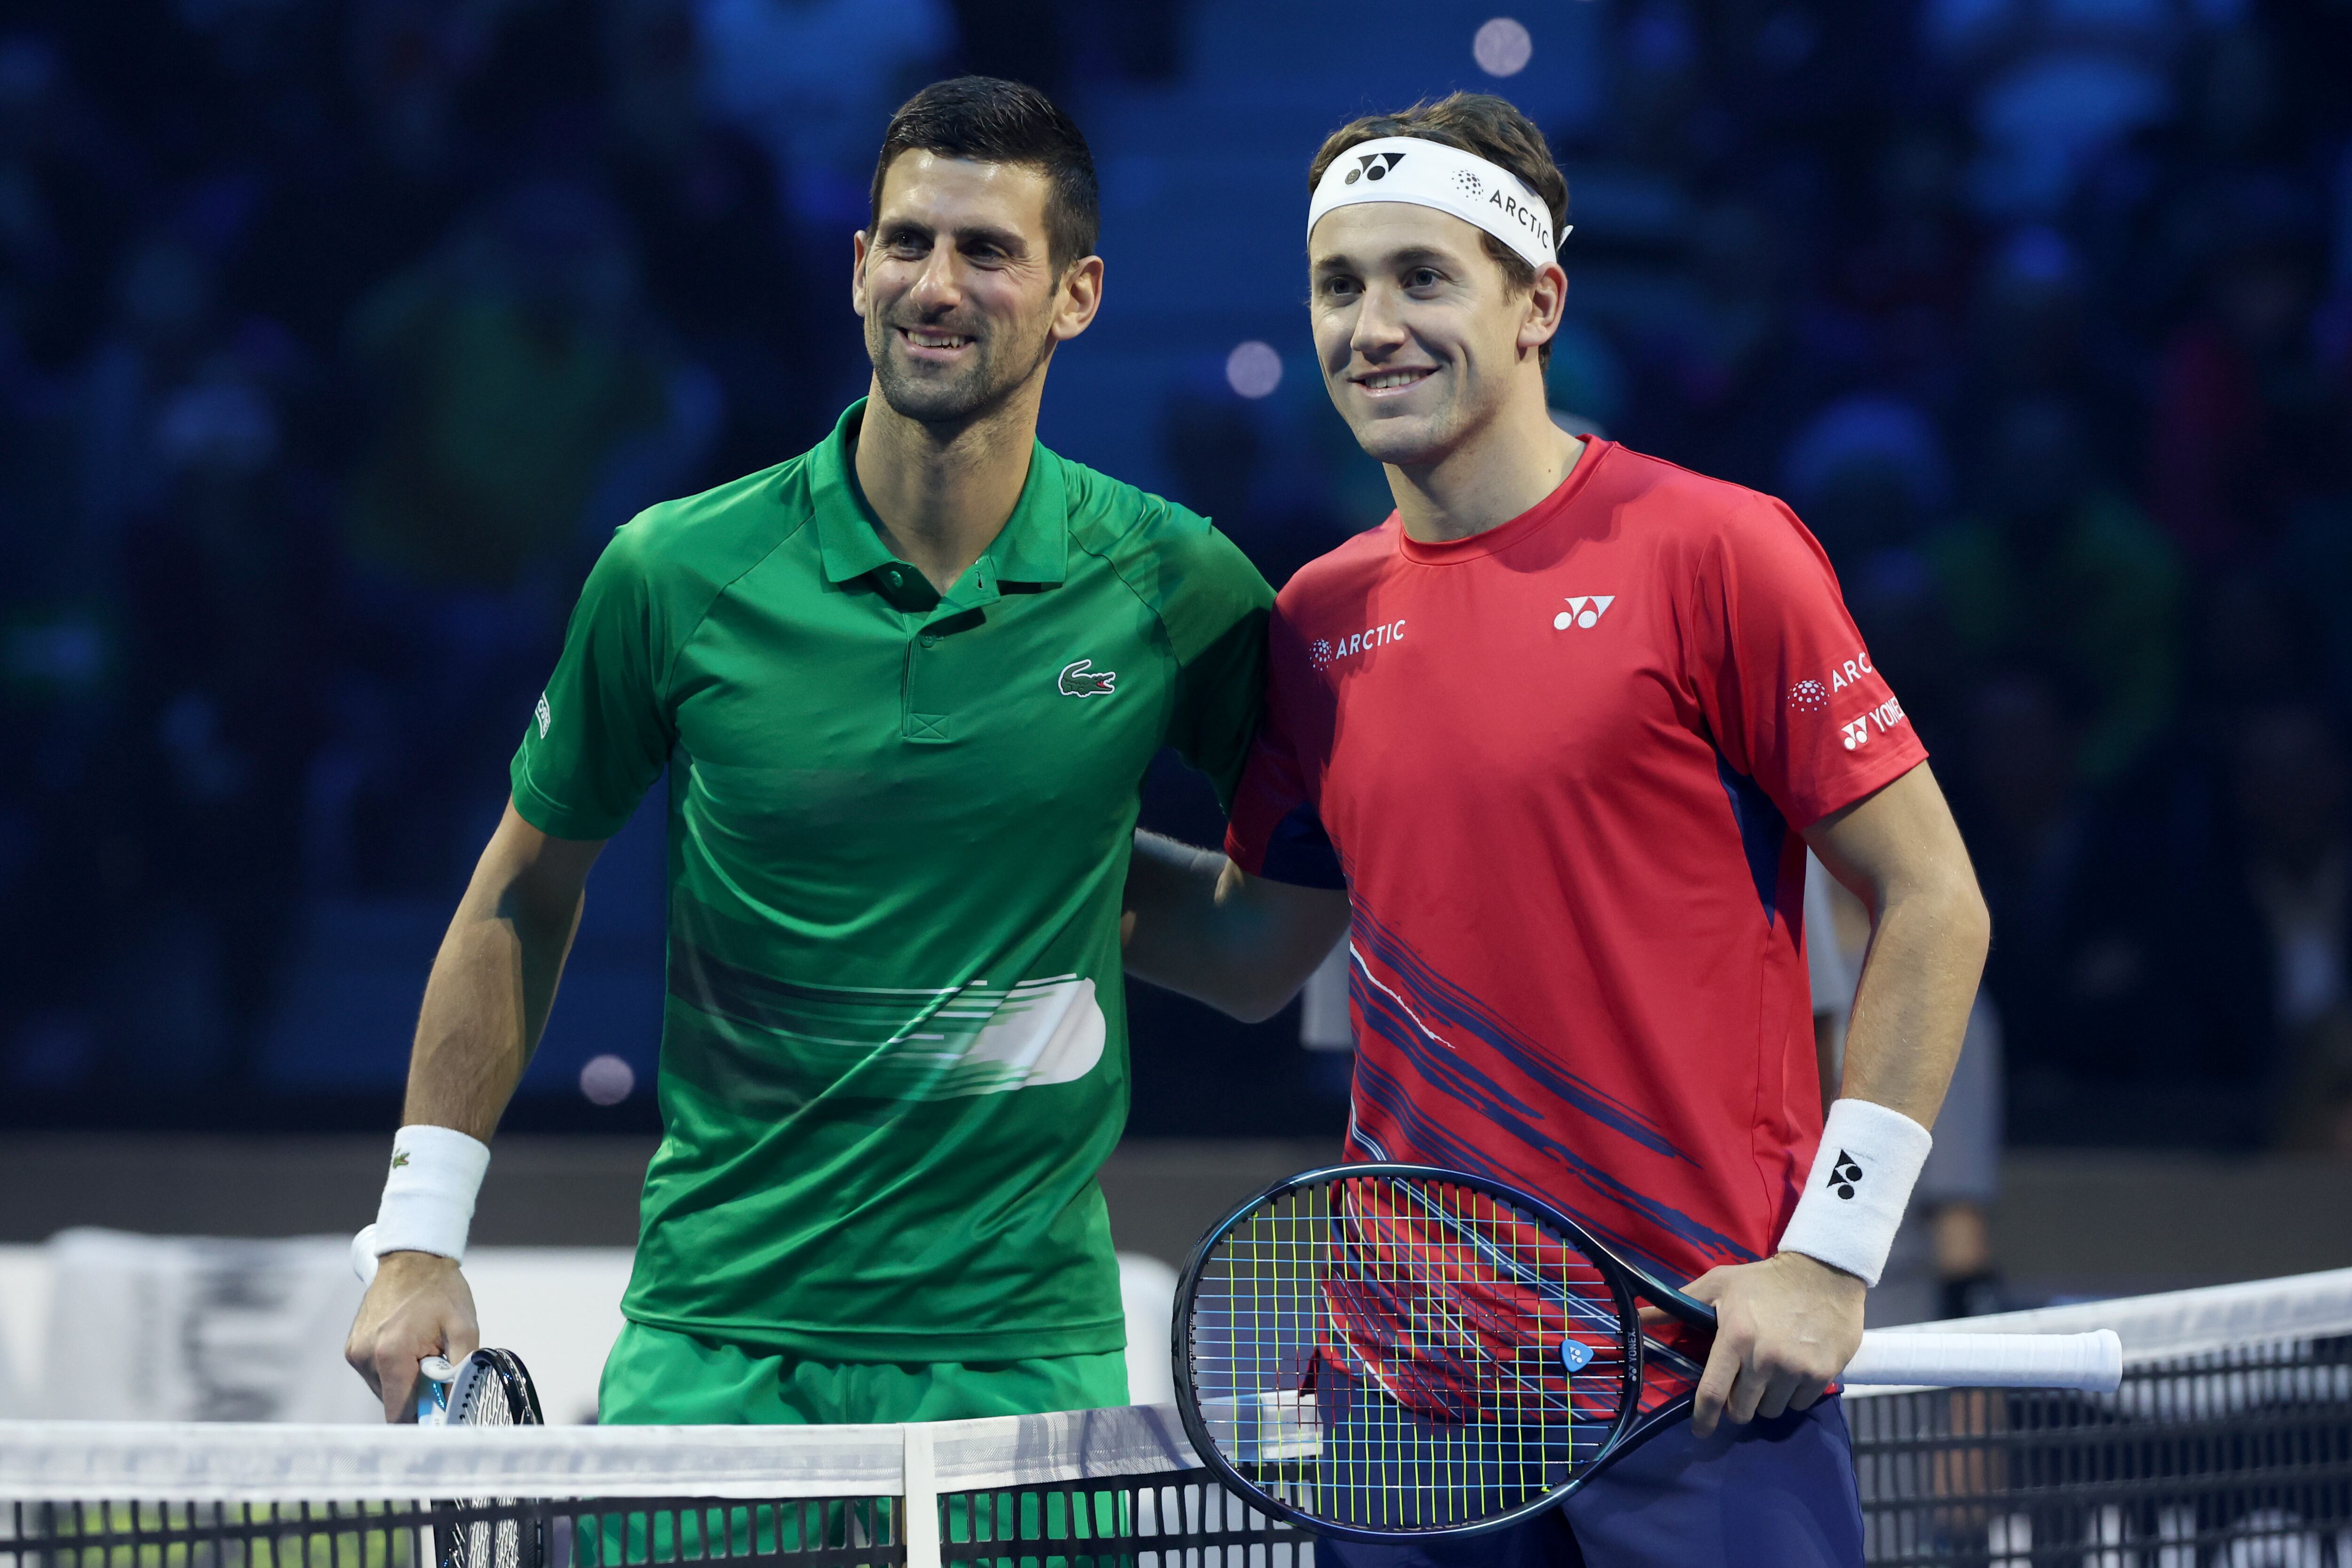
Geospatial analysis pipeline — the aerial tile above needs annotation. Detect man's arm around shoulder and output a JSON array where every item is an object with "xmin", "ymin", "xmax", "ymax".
[{"xmin": 1123, "ymin": 832, "xmax": 1351, "ymax": 1022}]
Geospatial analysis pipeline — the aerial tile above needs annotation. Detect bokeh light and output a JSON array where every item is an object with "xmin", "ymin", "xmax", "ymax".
[
  {"xmin": 579, "ymin": 1054, "xmax": 636, "ymax": 1106},
  {"xmin": 1473, "ymin": 17, "xmax": 1533, "ymax": 77},
  {"xmin": 1225, "ymin": 341, "xmax": 1283, "ymax": 399}
]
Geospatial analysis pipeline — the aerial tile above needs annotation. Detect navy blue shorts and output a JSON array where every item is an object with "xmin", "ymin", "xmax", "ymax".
[{"xmin": 1314, "ymin": 1396, "xmax": 1865, "ymax": 1568}]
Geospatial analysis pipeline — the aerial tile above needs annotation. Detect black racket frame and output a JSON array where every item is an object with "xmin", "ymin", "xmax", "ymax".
[
  {"xmin": 446, "ymin": 1347, "xmax": 546, "ymax": 1426},
  {"xmin": 1172, "ymin": 1162, "xmax": 1722, "ymax": 1543},
  {"xmin": 437, "ymin": 1347, "xmax": 547, "ymax": 1568}
]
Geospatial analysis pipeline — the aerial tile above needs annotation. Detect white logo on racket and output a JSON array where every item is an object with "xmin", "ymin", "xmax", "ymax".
[{"xmin": 1559, "ymin": 1338, "xmax": 1595, "ymax": 1374}]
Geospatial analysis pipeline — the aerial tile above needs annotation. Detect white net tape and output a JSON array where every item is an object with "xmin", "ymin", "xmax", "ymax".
[
  {"xmin": 0, "ymin": 1403, "xmax": 1199, "ymax": 1504},
  {"xmin": 10, "ymin": 1270, "xmax": 2350, "ymax": 1491}
]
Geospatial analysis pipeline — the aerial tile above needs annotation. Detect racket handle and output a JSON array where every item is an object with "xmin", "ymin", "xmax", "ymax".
[
  {"xmin": 415, "ymin": 1355, "xmax": 454, "ymax": 1427},
  {"xmin": 1843, "ymin": 1328, "xmax": 2122, "ymax": 1392}
]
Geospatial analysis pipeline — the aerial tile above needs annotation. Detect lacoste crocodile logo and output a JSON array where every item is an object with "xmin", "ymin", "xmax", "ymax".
[
  {"xmin": 1058, "ymin": 659, "xmax": 1116, "ymax": 698},
  {"xmin": 390, "ymin": 1151, "xmax": 410, "ymax": 1170}
]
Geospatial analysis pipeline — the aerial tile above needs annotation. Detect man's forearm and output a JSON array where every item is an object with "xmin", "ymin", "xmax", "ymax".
[
  {"xmin": 1122, "ymin": 831, "xmax": 1254, "ymax": 1011},
  {"xmin": 1833, "ymin": 868, "xmax": 1987, "ymax": 1127},
  {"xmin": 1778, "ymin": 765, "xmax": 1990, "ymax": 1290},
  {"xmin": 401, "ymin": 829, "xmax": 589, "ymax": 1140},
  {"xmin": 1804, "ymin": 764, "xmax": 1990, "ymax": 1128},
  {"xmin": 1122, "ymin": 830, "xmax": 1351, "ymax": 1022}
]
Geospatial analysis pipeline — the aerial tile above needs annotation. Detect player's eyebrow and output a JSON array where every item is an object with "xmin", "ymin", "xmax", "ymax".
[
  {"xmin": 948, "ymin": 222, "xmax": 1029, "ymax": 255},
  {"xmin": 876, "ymin": 216, "xmax": 1032, "ymax": 258},
  {"xmin": 1311, "ymin": 243, "xmax": 1463, "ymax": 277},
  {"xmin": 1378, "ymin": 245, "xmax": 1462, "ymax": 272}
]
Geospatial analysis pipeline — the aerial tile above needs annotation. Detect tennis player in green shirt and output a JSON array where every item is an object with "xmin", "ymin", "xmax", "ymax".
[{"xmin": 342, "ymin": 77, "xmax": 1272, "ymax": 1425}]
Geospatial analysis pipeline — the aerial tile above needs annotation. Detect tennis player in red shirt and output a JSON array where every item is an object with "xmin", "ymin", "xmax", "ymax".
[{"xmin": 1123, "ymin": 94, "xmax": 1989, "ymax": 1568}]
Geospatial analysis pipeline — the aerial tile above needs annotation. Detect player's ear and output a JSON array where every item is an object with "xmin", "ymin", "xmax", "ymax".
[
  {"xmin": 851, "ymin": 229, "xmax": 872, "ymax": 319},
  {"xmin": 1519, "ymin": 260, "xmax": 1567, "ymax": 358},
  {"xmin": 1052, "ymin": 253, "xmax": 1105, "ymax": 343}
]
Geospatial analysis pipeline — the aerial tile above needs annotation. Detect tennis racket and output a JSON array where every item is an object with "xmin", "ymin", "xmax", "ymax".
[
  {"xmin": 1173, "ymin": 1162, "xmax": 2121, "ymax": 1542},
  {"xmin": 349, "ymin": 1227, "xmax": 548, "ymax": 1567},
  {"xmin": 429, "ymin": 1347, "xmax": 547, "ymax": 1568}
]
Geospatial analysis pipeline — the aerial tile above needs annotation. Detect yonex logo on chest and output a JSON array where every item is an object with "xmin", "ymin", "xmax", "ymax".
[{"xmin": 1553, "ymin": 596, "xmax": 1616, "ymax": 631}]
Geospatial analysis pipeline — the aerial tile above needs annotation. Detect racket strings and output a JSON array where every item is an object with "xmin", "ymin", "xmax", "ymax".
[
  {"xmin": 439, "ymin": 1353, "xmax": 541, "ymax": 1568},
  {"xmin": 1189, "ymin": 1174, "xmax": 1633, "ymax": 1533}
]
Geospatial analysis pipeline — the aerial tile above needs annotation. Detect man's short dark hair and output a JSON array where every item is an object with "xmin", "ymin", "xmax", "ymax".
[
  {"xmin": 1308, "ymin": 93, "xmax": 1569, "ymax": 367},
  {"xmin": 871, "ymin": 77, "xmax": 1099, "ymax": 271}
]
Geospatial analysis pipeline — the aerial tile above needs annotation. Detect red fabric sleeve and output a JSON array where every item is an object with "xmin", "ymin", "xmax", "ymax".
[
  {"xmin": 1684, "ymin": 495, "xmax": 1928, "ymax": 828},
  {"xmin": 1223, "ymin": 605, "xmax": 1347, "ymax": 888}
]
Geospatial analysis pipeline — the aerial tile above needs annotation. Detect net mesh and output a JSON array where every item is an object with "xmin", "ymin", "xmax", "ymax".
[
  {"xmin": 0, "ymin": 1483, "xmax": 1296, "ymax": 1568},
  {"xmin": 1850, "ymin": 1268, "xmax": 2352, "ymax": 1566},
  {"xmin": 0, "ymin": 1409, "xmax": 1304, "ymax": 1568},
  {"xmin": 6, "ymin": 1269, "xmax": 2351, "ymax": 1568}
]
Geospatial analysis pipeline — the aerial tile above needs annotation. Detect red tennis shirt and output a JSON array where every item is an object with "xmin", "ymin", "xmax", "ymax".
[{"xmin": 1225, "ymin": 438, "xmax": 1927, "ymax": 1293}]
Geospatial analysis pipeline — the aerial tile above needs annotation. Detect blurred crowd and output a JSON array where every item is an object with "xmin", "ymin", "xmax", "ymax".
[
  {"xmin": 1540, "ymin": 0, "xmax": 2352, "ymax": 1157},
  {"xmin": 2, "ymin": 0, "xmax": 2350, "ymax": 1152}
]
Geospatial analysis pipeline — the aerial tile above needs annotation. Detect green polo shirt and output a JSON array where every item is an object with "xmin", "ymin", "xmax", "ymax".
[{"xmin": 509, "ymin": 400, "xmax": 1271, "ymax": 1365}]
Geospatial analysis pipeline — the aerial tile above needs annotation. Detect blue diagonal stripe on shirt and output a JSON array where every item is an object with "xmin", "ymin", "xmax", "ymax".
[
  {"xmin": 1349, "ymin": 905, "xmax": 1695, "ymax": 1165},
  {"xmin": 1349, "ymin": 967, "xmax": 1759, "ymax": 1270}
]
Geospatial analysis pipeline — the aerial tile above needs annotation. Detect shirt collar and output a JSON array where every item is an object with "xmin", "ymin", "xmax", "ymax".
[{"xmin": 808, "ymin": 399, "xmax": 1070, "ymax": 601}]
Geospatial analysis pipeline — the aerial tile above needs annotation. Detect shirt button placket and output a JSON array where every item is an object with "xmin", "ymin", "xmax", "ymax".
[{"xmin": 904, "ymin": 621, "xmax": 950, "ymax": 743}]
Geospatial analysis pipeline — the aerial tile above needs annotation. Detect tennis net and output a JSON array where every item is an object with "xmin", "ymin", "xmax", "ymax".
[
  {"xmin": 8, "ymin": 1267, "xmax": 2351, "ymax": 1568},
  {"xmin": 0, "ymin": 1406, "xmax": 1304, "ymax": 1568},
  {"xmin": 1848, "ymin": 1266, "xmax": 2352, "ymax": 1566}
]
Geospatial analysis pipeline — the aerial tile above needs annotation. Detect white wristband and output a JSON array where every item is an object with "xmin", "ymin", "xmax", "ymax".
[
  {"xmin": 1778, "ymin": 1098, "xmax": 1931, "ymax": 1287},
  {"xmin": 368, "ymin": 1125, "xmax": 491, "ymax": 1263}
]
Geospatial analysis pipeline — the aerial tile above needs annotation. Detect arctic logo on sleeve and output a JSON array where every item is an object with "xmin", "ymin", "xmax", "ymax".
[
  {"xmin": 534, "ymin": 693, "xmax": 551, "ymax": 737},
  {"xmin": 1312, "ymin": 621, "xmax": 1406, "ymax": 669},
  {"xmin": 1058, "ymin": 659, "xmax": 1117, "ymax": 698}
]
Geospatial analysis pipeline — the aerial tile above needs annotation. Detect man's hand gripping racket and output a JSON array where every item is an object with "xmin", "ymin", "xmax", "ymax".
[
  {"xmin": 347, "ymin": 1224, "xmax": 482, "ymax": 1424},
  {"xmin": 1173, "ymin": 1163, "xmax": 2121, "ymax": 1543}
]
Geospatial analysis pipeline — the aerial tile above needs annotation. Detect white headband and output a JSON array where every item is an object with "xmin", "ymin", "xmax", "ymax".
[{"xmin": 1307, "ymin": 135, "xmax": 1568, "ymax": 270}]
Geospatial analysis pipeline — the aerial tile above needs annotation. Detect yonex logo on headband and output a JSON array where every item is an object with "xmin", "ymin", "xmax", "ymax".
[{"xmin": 1309, "ymin": 135, "xmax": 1568, "ymax": 270}]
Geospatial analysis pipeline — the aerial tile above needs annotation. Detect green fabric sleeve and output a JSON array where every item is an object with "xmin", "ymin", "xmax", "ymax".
[
  {"xmin": 509, "ymin": 524, "xmax": 675, "ymax": 840},
  {"xmin": 1161, "ymin": 525, "xmax": 1274, "ymax": 815}
]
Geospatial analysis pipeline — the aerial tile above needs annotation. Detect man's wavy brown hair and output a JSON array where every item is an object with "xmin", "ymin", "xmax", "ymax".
[{"xmin": 1308, "ymin": 94, "xmax": 1569, "ymax": 367}]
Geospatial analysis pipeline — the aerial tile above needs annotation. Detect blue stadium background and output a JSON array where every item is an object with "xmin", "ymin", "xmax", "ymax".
[{"xmin": 3, "ymin": 0, "xmax": 2350, "ymax": 1152}]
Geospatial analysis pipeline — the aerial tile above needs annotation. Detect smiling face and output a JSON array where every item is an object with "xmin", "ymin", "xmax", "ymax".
[
  {"xmin": 853, "ymin": 151, "xmax": 1097, "ymax": 427},
  {"xmin": 1309, "ymin": 202, "xmax": 1561, "ymax": 469}
]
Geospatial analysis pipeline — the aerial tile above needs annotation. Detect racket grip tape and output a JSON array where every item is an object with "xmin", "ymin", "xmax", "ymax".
[{"xmin": 1842, "ymin": 1328, "xmax": 2122, "ymax": 1391}]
